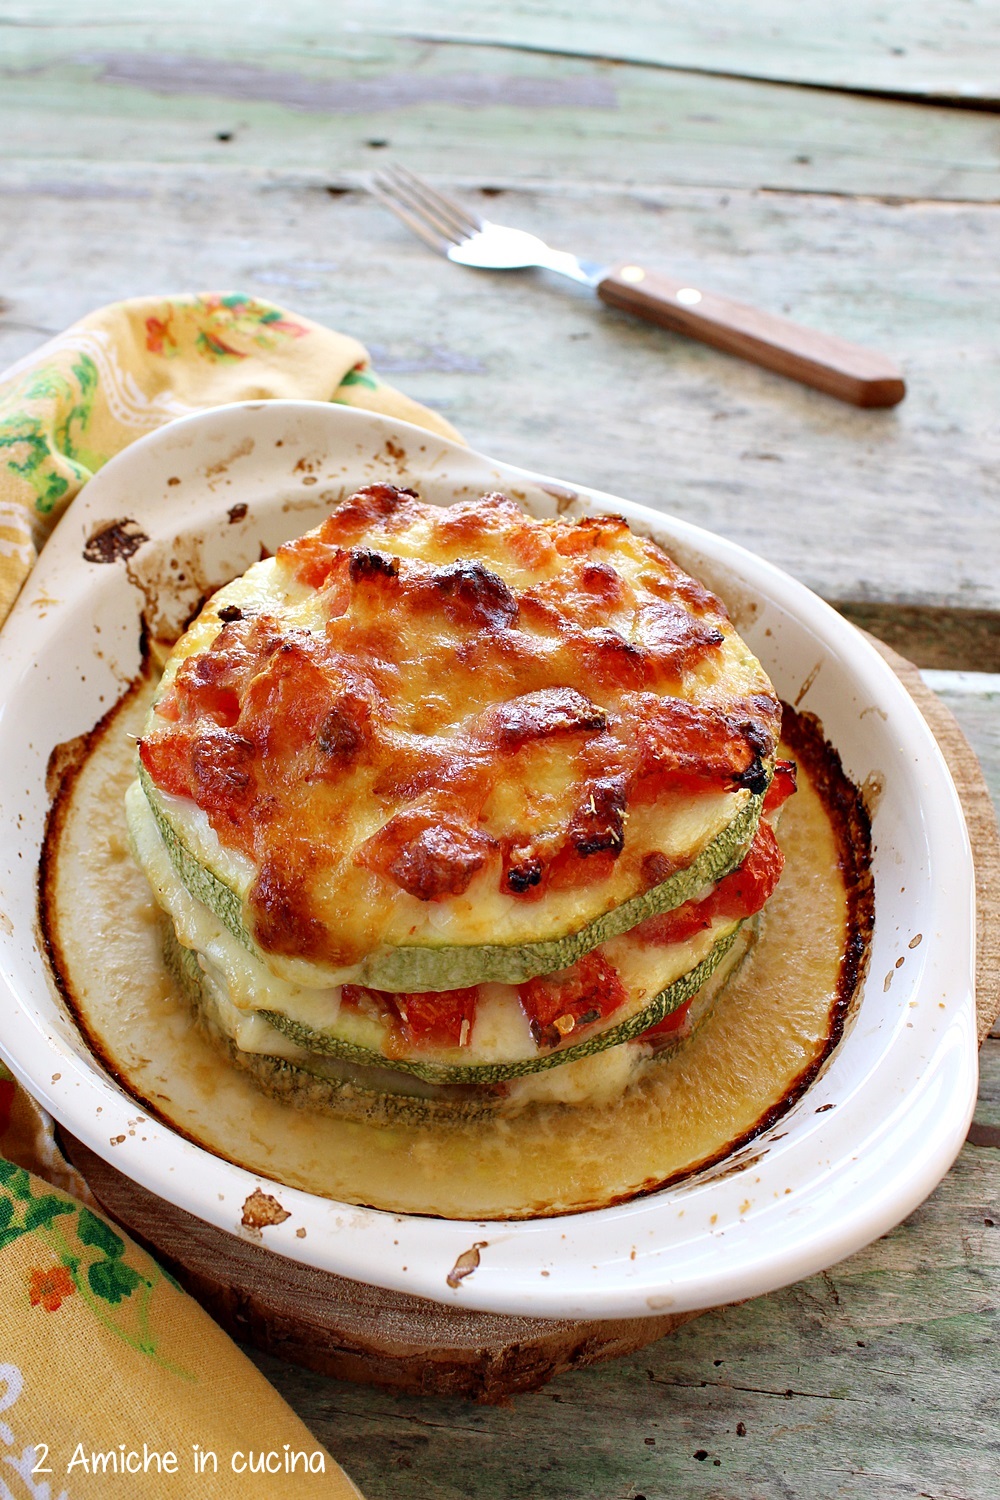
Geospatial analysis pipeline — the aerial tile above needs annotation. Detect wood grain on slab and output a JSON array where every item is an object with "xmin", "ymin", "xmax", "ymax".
[
  {"xmin": 1, "ymin": 170, "xmax": 998, "ymax": 613},
  {"xmin": 838, "ymin": 605, "xmax": 1000, "ymax": 674},
  {"xmin": 5, "ymin": 30, "xmax": 1000, "ymax": 200}
]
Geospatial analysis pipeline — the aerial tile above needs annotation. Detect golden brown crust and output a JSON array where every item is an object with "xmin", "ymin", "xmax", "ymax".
[{"xmin": 138, "ymin": 488, "xmax": 781, "ymax": 967}]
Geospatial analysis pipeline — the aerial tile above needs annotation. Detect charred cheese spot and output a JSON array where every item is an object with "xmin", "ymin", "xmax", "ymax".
[
  {"xmin": 316, "ymin": 702, "xmax": 366, "ymax": 762},
  {"xmin": 349, "ymin": 547, "xmax": 399, "ymax": 581},
  {"xmin": 639, "ymin": 601, "xmax": 725, "ymax": 673},
  {"xmin": 426, "ymin": 559, "xmax": 519, "ymax": 631},
  {"xmin": 569, "ymin": 775, "xmax": 628, "ymax": 858},
  {"xmin": 190, "ymin": 727, "xmax": 256, "ymax": 819},
  {"xmin": 248, "ymin": 858, "xmax": 331, "ymax": 964},
  {"xmin": 489, "ymin": 687, "xmax": 607, "ymax": 749},
  {"xmin": 316, "ymin": 483, "xmax": 420, "ymax": 541},
  {"xmin": 357, "ymin": 809, "xmax": 498, "ymax": 902}
]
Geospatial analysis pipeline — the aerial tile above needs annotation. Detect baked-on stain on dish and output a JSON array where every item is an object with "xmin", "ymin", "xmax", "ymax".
[
  {"xmin": 240, "ymin": 1187, "xmax": 291, "ymax": 1236},
  {"xmin": 82, "ymin": 518, "xmax": 150, "ymax": 565},
  {"xmin": 38, "ymin": 661, "xmax": 873, "ymax": 1220},
  {"xmin": 446, "ymin": 1242, "xmax": 488, "ymax": 1288}
]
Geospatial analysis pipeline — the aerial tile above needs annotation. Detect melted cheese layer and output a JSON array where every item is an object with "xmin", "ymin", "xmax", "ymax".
[
  {"xmin": 139, "ymin": 490, "xmax": 780, "ymax": 976},
  {"xmin": 127, "ymin": 777, "xmax": 740, "ymax": 1074}
]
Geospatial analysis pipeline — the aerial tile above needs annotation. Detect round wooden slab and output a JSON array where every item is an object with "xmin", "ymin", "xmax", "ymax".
[{"xmin": 60, "ymin": 649, "xmax": 1000, "ymax": 1400}]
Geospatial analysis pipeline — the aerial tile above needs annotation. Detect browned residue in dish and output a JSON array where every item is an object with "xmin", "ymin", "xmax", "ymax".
[
  {"xmin": 541, "ymin": 484, "xmax": 578, "ymax": 515},
  {"xmin": 45, "ymin": 732, "xmax": 95, "ymax": 802},
  {"xmin": 227, "ymin": 502, "xmax": 248, "ymax": 524},
  {"xmin": 780, "ymin": 704, "xmax": 875, "ymax": 1035},
  {"xmin": 794, "ymin": 660, "xmax": 823, "ymax": 708},
  {"xmin": 83, "ymin": 518, "xmax": 149, "ymax": 565},
  {"xmin": 205, "ymin": 437, "xmax": 254, "ymax": 479},
  {"xmin": 37, "ymin": 668, "xmax": 184, "ymax": 1126},
  {"xmin": 384, "ymin": 439, "xmax": 407, "ymax": 474},
  {"xmin": 860, "ymin": 771, "xmax": 885, "ymax": 819},
  {"xmin": 240, "ymin": 1187, "xmax": 291, "ymax": 1235},
  {"xmin": 446, "ymin": 1241, "xmax": 488, "ymax": 1288}
]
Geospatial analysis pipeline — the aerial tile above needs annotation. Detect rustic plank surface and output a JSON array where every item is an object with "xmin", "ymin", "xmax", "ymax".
[
  {"xmin": 364, "ymin": 0, "xmax": 1000, "ymax": 103},
  {"xmin": 5, "ymin": 30, "xmax": 1000, "ymax": 200},
  {"xmin": 1, "ymin": 169, "xmax": 998, "ymax": 611},
  {"xmin": 839, "ymin": 607, "xmax": 1000, "ymax": 674},
  {"xmin": 7, "ymin": 0, "xmax": 1000, "ymax": 103}
]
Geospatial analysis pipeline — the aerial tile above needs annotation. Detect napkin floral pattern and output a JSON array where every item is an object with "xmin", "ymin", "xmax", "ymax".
[{"xmin": 0, "ymin": 290, "xmax": 460, "ymax": 627}]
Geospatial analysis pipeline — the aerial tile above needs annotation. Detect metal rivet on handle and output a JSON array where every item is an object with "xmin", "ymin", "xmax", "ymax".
[
  {"xmin": 677, "ymin": 287, "xmax": 703, "ymax": 305},
  {"xmin": 619, "ymin": 265, "xmax": 646, "ymax": 283}
]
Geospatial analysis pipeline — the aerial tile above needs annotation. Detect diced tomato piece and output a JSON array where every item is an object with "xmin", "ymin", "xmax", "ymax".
[
  {"xmin": 138, "ymin": 730, "xmax": 194, "ymax": 800},
  {"xmin": 356, "ymin": 808, "xmax": 495, "ymax": 901},
  {"xmin": 170, "ymin": 652, "xmax": 244, "ymax": 727},
  {"xmin": 520, "ymin": 950, "xmax": 627, "ymax": 1049},
  {"xmin": 763, "ymin": 758, "xmax": 797, "ymax": 813},
  {"xmin": 635, "ymin": 900, "xmax": 715, "ymax": 948},
  {"xmin": 635, "ymin": 819, "xmax": 785, "ymax": 949},
  {"xmin": 342, "ymin": 983, "xmax": 478, "ymax": 1052},
  {"xmin": 277, "ymin": 532, "xmax": 348, "ymax": 590},
  {"xmin": 714, "ymin": 818, "xmax": 784, "ymax": 919},
  {"xmin": 392, "ymin": 986, "xmax": 478, "ymax": 1050},
  {"xmin": 628, "ymin": 694, "xmax": 770, "ymax": 794}
]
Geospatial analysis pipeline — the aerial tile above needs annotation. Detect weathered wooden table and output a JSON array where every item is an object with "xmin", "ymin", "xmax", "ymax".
[{"xmin": 3, "ymin": 4, "xmax": 998, "ymax": 1495}]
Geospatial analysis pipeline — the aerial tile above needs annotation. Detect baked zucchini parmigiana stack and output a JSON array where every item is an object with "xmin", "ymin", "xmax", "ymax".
[{"xmin": 128, "ymin": 486, "xmax": 796, "ymax": 1123}]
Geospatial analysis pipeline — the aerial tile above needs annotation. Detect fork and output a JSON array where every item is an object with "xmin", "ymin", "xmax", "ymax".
[{"xmin": 370, "ymin": 165, "xmax": 905, "ymax": 409}]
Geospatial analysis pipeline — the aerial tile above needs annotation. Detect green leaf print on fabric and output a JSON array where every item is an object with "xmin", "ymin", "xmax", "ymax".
[
  {"xmin": 77, "ymin": 1204, "xmax": 126, "ymax": 1258},
  {"xmin": 339, "ymin": 365, "xmax": 379, "ymax": 391},
  {"xmin": 0, "ymin": 355, "xmax": 101, "ymax": 515},
  {"xmin": 88, "ymin": 1256, "xmax": 143, "ymax": 1305},
  {"xmin": 0, "ymin": 412, "xmax": 71, "ymax": 514},
  {"xmin": 0, "ymin": 1155, "xmax": 195, "ymax": 1378},
  {"xmin": 22, "ymin": 1195, "xmax": 75, "ymax": 1232}
]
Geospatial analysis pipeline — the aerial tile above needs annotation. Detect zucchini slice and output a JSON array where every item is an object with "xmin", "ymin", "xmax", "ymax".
[
  {"xmin": 257, "ymin": 924, "xmax": 742, "ymax": 1085},
  {"xmin": 139, "ymin": 761, "xmax": 763, "ymax": 993},
  {"xmin": 165, "ymin": 922, "xmax": 754, "ymax": 1126}
]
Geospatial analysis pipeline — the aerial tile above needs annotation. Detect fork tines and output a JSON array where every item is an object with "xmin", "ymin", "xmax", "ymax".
[{"xmin": 369, "ymin": 164, "xmax": 481, "ymax": 255}]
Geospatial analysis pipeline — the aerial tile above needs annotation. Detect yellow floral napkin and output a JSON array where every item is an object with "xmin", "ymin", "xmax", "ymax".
[{"xmin": 0, "ymin": 291, "xmax": 462, "ymax": 1494}]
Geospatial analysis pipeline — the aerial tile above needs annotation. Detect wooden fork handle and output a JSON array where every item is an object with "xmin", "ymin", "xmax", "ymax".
[{"xmin": 597, "ymin": 264, "xmax": 905, "ymax": 408}]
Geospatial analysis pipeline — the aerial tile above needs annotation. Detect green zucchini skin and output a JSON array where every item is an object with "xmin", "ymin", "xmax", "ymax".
[
  {"xmin": 164, "ymin": 932, "xmax": 507, "ymax": 1126},
  {"xmin": 141, "ymin": 760, "xmax": 763, "ymax": 993}
]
